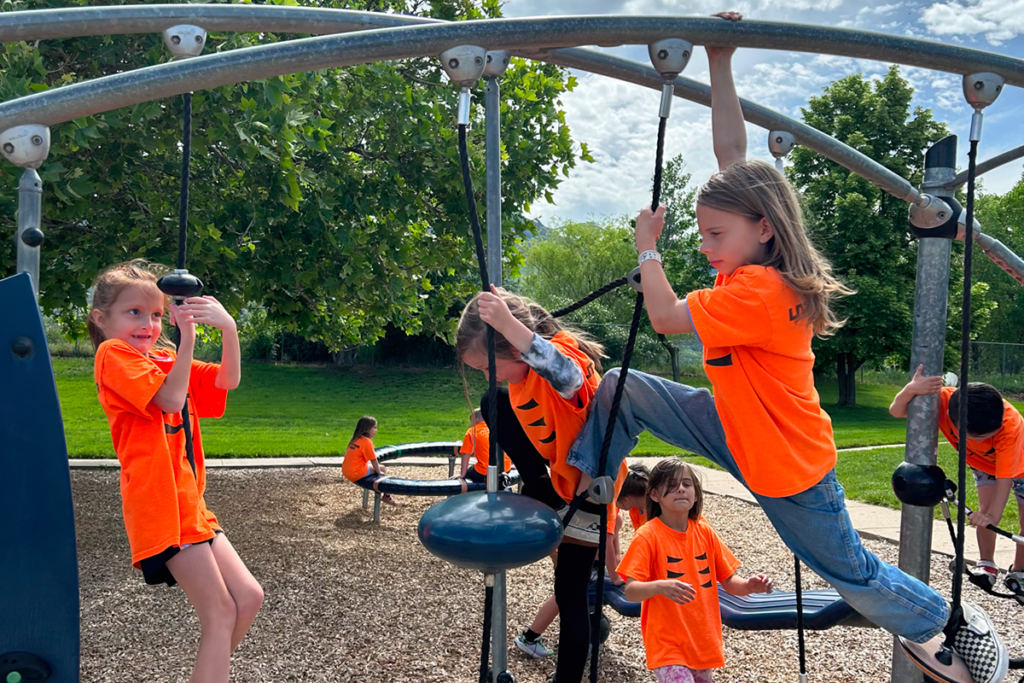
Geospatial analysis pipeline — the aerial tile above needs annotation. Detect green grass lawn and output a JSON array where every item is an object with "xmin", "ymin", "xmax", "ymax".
[{"xmin": 55, "ymin": 358, "xmax": 1024, "ymax": 528}]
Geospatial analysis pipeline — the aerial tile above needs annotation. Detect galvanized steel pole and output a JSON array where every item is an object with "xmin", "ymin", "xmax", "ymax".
[
  {"xmin": 890, "ymin": 135, "xmax": 956, "ymax": 683},
  {"xmin": 16, "ymin": 169, "xmax": 43, "ymax": 300}
]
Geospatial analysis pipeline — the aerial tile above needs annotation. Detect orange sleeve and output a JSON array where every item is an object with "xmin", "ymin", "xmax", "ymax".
[
  {"xmin": 459, "ymin": 429, "xmax": 475, "ymax": 455},
  {"xmin": 189, "ymin": 360, "xmax": 228, "ymax": 419},
  {"xmin": 994, "ymin": 409, "xmax": 1024, "ymax": 479},
  {"xmin": 617, "ymin": 527, "xmax": 655, "ymax": 583},
  {"xmin": 686, "ymin": 271, "xmax": 773, "ymax": 349},
  {"xmin": 708, "ymin": 525, "xmax": 741, "ymax": 582},
  {"xmin": 96, "ymin": 340, "xmax": 167, "ymax": 419}
]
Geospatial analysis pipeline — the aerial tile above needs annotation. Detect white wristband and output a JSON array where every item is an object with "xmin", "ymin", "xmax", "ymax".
[{"xmin": 638, "ymin": 250, "xmax": 663, "ymax": 266}]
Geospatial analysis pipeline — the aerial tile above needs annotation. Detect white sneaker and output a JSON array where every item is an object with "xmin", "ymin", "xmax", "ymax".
[
  {"xmin": 1004, "ymin": 565, "xmax": 1024, "ymax": 595},
  {"xmin": 514, "ymin": 634, "xmax": 554, "ymax": 659},
  {"xmin": 555, "ymin": 504, "xmax": 602, "ymax": 545}
]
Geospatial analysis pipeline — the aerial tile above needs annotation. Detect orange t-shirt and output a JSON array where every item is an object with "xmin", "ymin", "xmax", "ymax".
[
  {"xmin": 460, "ymin": 422, "xmax": 511, "ymax": 476},
  {"xmin": 618, "ymin": 516, "xmax": 740, "ymax": 670},
  {"xmin": 343, "ymin": 436, "xmax": 377, "ymax": 482},
  {"xmin": 629, "ymin": 507, "xmax": 648, "ymax": 530},
  {"xmin": 94, "ymin": 339, "xmax": 227, "ymax": 567},
  {"xmin": 938, "ymin": 387, "xmax": 1024, "ymax": 478},
  {"xmin": 687, "ymin": 266, "xmax": 836, "ymax": 497},
  {"xmin": 508, "ymin": 332, "xmax": 626, "ymax": 531}
]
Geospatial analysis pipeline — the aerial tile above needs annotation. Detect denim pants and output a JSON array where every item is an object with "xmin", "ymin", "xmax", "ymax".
[{"xmin": 566, "ymin": 369, "xmax": 950, "ymax": 642}]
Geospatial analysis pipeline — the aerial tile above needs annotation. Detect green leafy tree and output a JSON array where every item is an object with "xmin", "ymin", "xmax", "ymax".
[
  {"xmin": 0, "ymin": 0, "xmax": 584, "ymax": 351},
  {"xmin": 788, "ymin": 66, "xmax": 950, "ymax": 406},
  {"xmin": 974, "ymin": 182, "xmax": 1024, "ymax": 344}
]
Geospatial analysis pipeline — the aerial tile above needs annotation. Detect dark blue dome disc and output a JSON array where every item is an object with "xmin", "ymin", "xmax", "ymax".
[{"xmin": 418, "ymin": 491, "xmax": 563, "ymax": 573}]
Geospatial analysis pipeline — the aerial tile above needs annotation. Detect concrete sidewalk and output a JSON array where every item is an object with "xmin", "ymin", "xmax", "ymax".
[{"xmin": 69, "ymin": 451, "xmax": 1019, "ymax": 568}]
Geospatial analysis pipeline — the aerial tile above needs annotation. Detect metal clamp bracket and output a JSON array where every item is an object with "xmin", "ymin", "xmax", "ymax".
[
  {"xmin": 162, "ymin": 25, "xmax": 206, "ymax": 60},
  {"xmin": 0, "ymin": 125, "xmax": 50, "ymax": 169},
  {"xmin": 587, "ymin": 475, "xmax": 616, "ymax": 505}
]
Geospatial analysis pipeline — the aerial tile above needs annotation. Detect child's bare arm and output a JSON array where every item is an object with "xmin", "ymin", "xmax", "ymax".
[
  {"xmin": 151, "ymin": 309, "xmax": 195, "ymax": 413},
  {"xmin": 889, "ymin": 364, "xmax": 944, "ymax": 418},
  {"xmin": 624, "ymin": 577, "xmax": 696, "ymax": 604},
  {"xmin": 708, "ymin": 11, "xmax": 746, "ymax": 170},
  {"xmin": 721, "ymin": 572, "xmax": 773, "ymax": 596}
]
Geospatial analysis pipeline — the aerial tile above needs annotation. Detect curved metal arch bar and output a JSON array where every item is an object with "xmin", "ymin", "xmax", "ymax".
[
  {"xmin": 4, "ymin": 9, "xmax": 1024, "ymax": 85},
  {"xmin": 948, "ymin": 143, "xmax": 1024, "ymax": 190},
  {"xmin": 2, "ymin": 17, "xmax": 1024, "ymax": 130}
]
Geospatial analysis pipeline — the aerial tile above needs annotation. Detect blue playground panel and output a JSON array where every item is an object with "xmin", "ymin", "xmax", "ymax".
[
  {"xmin": 0, "ymin": 272, "xmax": 80, "ymax": 682},
  {"xmin": 589, "ymin": 575, "xmax": 874, "ymax": 630}
]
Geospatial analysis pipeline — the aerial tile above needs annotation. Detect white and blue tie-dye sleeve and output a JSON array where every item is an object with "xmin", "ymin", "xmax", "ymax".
[{"xmin": 520, "ymin": 333, "xmax": 584, "ymax": 400}]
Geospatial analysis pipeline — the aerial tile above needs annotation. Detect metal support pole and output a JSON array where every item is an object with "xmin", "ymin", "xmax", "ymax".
[
  {"xmin": 448, "ymin": 453, "xmax": 456, "ymax": 478},
  {"xmin": 484, "ymin": 72, "xmax": 509, "ymax": 682},
  {"xmin": 17, "ymin": 168, "xmax": 43, "ymax": 300},
  {"xmin": 373, "ymin": 491, "xmax": 381, "ymax": 523},
  {"xmin": 362, "ymin": 487, "xmax": 370, "ymax": 510},
  {"xmin": 890, "ymin": 136, "xmax": 956, "ymax": 683}
]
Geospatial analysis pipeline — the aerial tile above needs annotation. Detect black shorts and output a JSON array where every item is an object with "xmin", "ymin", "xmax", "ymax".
[
  {"xmin": 140, "ymin": 530, "xmax": 223, "ymax": 587},
  {"xmin": 463, "ymin": 469, "xmax": 487, "ymax": 484}
]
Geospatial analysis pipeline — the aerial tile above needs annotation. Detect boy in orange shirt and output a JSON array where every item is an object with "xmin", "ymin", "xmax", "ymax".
[
  {"xmin": 891, "ymin": 366, "xmax": 1024, "ymax": 592},
  {"xmin": 456, "ymin": 408, "xmax": 512, "ymax": 484},
  {"xmin": 619, "ymin": 460, "xmax": 772, "ymax": 682}
]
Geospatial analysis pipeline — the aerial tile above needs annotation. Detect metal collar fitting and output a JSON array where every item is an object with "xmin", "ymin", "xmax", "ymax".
[
  {"xmin": 962, "ymin": 72, "xmax": 1004, "ymax": 111},
  {"xmin": 647, "ymin": 38, "xmax": 693, "ymax": 80},
  {"xmin": 162, "ymin": 25, "xmax": 207, "ymax": 59},
  {"xmin": 0, "ymin": 125, "xmax": 50, "ymax": 169},
  {"xmin": 483, "ymin": 50, "xmax": 511, "ymax": 79},
  {"xmin": 439, "ymin": 45, "xmax": 487, "ymax": 88}
]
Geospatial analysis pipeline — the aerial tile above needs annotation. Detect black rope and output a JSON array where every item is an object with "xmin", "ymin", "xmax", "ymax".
[
  {"xmin": 458, "ymin": 121, "xmax": 500, "ymax": 683},
  {"xmin": 795, "ymin": 555, "xmax": 806, "ymax": 678},
  {"xmin": 551, "ymin": 277, "xmax": 630, "ymax": 319},
  {"xmin": 947, "ymin": 137, "xmax": 980, "ymax": 640},
  {"xmin": 177, "ymin": 92, "xmax": 192, "ymax": 271},
  {"xmin": 652, "ymin": 116, "xmax": 668, "ymax": 211},
  {"xmin": 479, "ymin": 583, "xmax": 494, "ymax": 683}
]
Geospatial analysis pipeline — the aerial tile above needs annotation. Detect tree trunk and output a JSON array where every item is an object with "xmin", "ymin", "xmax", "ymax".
[
  {"xmin": 836, "ymin": 352, "xmax": 860, "ymax": 407},
  {"xmin": 658, "ymin": 334, "xmax": 681, "ymax": 383}
]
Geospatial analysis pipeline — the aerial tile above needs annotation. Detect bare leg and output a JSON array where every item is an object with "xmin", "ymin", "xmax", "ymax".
[
  {"xmin": 1016, "ymin": 500, "xmax": 1024, "ymax": 571},
  {"xmin": 976, "ymin": 484, "xmax": 999, "ymax": 563},
  {"xmin": 529, "ymin": 595, "xmax": 559, "ymax": 635},
  {"xmin": 209, "ymin": 534, "xmax": 264, "ymax": 652},
  {"xmin": 166, "ymin": 543, "xmax": 236, "ymax": 683}
]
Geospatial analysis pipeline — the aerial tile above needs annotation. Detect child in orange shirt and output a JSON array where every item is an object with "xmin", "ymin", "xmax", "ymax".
[
  {"xmin": 456, "ymin": 286, "xmax": 627, "ymax": 683},
  {"xmin": 89, "ymin": 260, "xmax": 263, "ymax": 683},
  {"xmin": 456, "ymin": 408, "xmax": 512, "ymax": 483},
  {"xmin": 618, "ymin": 462, "xmax": 651, "ymax": 532},
  {"xmin": 891, "ymin": 368, "xmax": 1024, "ymax": 591},
  {"xmin": 343, "ymin": 416, "xmax": 395, "ymax": 505},
  {"xmin": 566, "ymin": 26, "xmax": 1007, "ymax": 683},
  {"xmin": 620, "ymin": 460, "xmax": 772, "ymax": 682}
]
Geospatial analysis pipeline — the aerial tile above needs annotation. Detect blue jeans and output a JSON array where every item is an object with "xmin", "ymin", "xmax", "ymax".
[{"xmin": 566, "ymin": 369, "xmax": 950, "ymax": 642}]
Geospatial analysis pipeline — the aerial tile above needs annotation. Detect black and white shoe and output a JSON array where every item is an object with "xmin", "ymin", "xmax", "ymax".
[{"xmin": 951, "ymin": 602, "xmax": 1009, "ymax": 683}]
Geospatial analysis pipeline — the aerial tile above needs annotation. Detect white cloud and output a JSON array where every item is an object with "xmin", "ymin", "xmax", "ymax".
[{"xmin": 919, "ymin": 0, "xmax": 1024, "ymax": 44}]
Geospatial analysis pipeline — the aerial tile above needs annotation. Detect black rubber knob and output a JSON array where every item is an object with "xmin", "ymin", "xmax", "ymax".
[
  {"xmin": 20, "ymin": 227, "xmax": 44, "ymax": 248},
  {"xmin": 10, "ymin": 337, "xmax": 34, "ymax": 359},
  {"xmin": 891, "ymin": 462, "xmax": 947, "ymax": 507},
  {"xmin": 157, "ymin": 271, "xmax": 204, "ymax": 299}
]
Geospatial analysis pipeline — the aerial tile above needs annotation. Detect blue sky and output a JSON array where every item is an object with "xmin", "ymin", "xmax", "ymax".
[{"xmin": 497, "ymin": 0, "xmax": 1024, "ymax": 223}]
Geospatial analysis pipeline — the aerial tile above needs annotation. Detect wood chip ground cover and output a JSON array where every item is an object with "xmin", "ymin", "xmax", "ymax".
[{"xmin": 73, "ymin": 466, "xmax": 1024, "ymax": 682}]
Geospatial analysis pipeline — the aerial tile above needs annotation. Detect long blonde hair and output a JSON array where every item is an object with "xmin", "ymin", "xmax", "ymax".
[
  {"xmin": 455, "ymin": 289, "xmax": 605, "ymax": 370},
  {"xmin": 697, "ymin": 160, "xmax": 853, "ymax": 337},
  {"xmin": 87, "ymin": 259, "xmax": 175, "ymax": 351}
]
